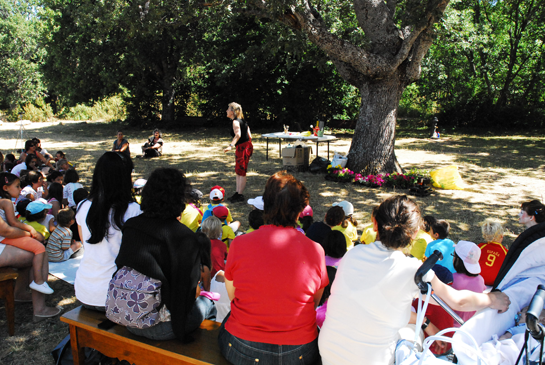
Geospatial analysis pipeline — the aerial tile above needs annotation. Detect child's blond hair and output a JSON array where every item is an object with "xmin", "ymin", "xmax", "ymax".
[
  {"xmin": 481, "ymin": 219, "xmax": 504, "ymax": 242},
  {"xmin": 202, "ymin": 216, "xmax": 222, "ymax": 241}
]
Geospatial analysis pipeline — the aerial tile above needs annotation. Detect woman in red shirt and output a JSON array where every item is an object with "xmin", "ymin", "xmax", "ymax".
[{"xmin": 218, "ymin": 171, "xmax": 328, "ymax": 364}]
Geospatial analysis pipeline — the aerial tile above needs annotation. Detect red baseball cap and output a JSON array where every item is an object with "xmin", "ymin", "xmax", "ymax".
[{"xmin": 213, "ymin": 206, "xmax": 229, "ymax": 221}]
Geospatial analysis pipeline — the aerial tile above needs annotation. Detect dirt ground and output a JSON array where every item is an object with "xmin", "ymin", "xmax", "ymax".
[{"xmin": 0, "ymin": 120, "xmax": 543, "ymax": 364}]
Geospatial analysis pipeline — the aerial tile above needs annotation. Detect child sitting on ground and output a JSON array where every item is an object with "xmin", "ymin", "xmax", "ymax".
[
  {"xmin": 298, "ymin": 205, "xmax": 314, "ymax": 233},
  {"xmin": 46, "ymin": 208, "xmax": 82, "ymax": 262},
  {"xmin": 213, "ymin": 206, "xmax": 235, "ymax": 250},
  {"xmin": 202, "ymin": 185, "xmax": 240, "ymax": 232},
  {"xmin": 451, "ymin": 240, "xmax": 486, "ymax": 327},
  {"xmin": 19, "ymin": 170, "xmax": 48, "ymax": 202},
  {"xmin": 246, "ymin": 209, "xmax": 264, "ymax": 233},
  {"xmin": 332, "ymin": 201, "xmax": 359, "ymax": 249},
  {"xmin": 180, "ymin": 188, "xmax": 203, "ymax": 232},
  {"xmin": 408, "ymin": 215, "xmax": 436, "ymax": 260},
  {"xmin": 478, "ymin": 219, "xmax": 508, "ymax": 286},
  {"xmin": 21, "ymin": 200, "xmax": 53, "ymax": 241},
  {"xmin": 55, "ymin": 151, "xmax": 66, "ymax": 162},
  {"xmin": 424, "ymin": 219, "xmax": 456, "ymax": 273},
  {"xmin": 323, "ymin": 230, "xmax": 347, "ymax": 268},
  {"xmin": 2, "ymin": 153, "xmax": 16, "ymax": 172},
  {"xmin": 306, "ymin": 206, "xmax": 346, "ymax": 248},
  {"xmin": 202, "ymin": 216, "xmax": 227, "ymax": 277},
  {"xmin": 63, "ymin": 169, "xmax": 83, "ymax": 208}
]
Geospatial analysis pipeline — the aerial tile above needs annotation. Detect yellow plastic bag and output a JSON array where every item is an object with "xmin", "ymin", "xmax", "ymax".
[{"xmin": 430, "ymin": 165, "xmax": 465, "ymax": 190}]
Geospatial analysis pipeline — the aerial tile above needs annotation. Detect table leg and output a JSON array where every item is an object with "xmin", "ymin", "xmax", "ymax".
[
  {"xmin": 266, "ymin": 138, "xmax": 269, "ymax": 161},
  {"xmin": 279, "ymin": 139, "xmax": 282, "ymax": 158},
  {"xmin": 69, "ymin": 325, "xmax": 85, "ymax": 365},
  {"xmin": 316, "ymin": 141, "xmax": 319, "ymax": 157},
  {"xmin": 327, "ymin": 141, "xmax": 330, "ymax": 160}
]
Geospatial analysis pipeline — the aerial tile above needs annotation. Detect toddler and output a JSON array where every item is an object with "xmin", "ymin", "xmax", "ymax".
[
  {"xmin": 452, "ymin": 240, "xmax": 485, "ymax": 327},
  {"xmin": 323, "ymin": 230, "xmax": 347, "ymax": 268},
  {"xmin": 21, "ymin": 200, "xmax": 52, "ymax": 240},
  {"xmin": 180, "ymin": 188, "xmax": 204, "ymax": 232},
  {"xmin": 246, "ymin": 209, "xmax": 264, "ymax": 233},
  {"xmin": 332, "ymin": 201, "xmax": 359, "ymax": 247},
  {"xmin": 213, "ymin": 206, "xmax": 235, "ymax": 249},
  {"xmin": 298, "ymin": 205, "xmax": 314, "ymax": 233},
  {"xmin": 47, "ymin": 208, "xmax": 82, "ymax": 262},
  {"xmin": 478, "ymin": 219, "xmax": 508, "ymax": 286},
  {"xmin": 63, "ymin": 169, "xmax": 83, "ymax": 208},
  {"xmin": 202, "ymin": 185, "xmax": 241, "ymax": 232},
  {"xmin": 408, "ymin": 215, "xmax": 436, "ymax": 260},
  {"xmin": 202, "ymin": 216, "xmax": 227, "ymax": 277},
  {"xmin": 424, "ymin": 219, "xmax": 456, "ymax": 273}
]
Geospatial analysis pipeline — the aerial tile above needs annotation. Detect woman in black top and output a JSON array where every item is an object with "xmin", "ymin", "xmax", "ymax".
[
  {"xmin": 223, "ymin": 102, "xmax": 253, "ymax": 203},
  {"xmin": 140, "ymin": 129, "xmax": 163, "ymax": 158}
]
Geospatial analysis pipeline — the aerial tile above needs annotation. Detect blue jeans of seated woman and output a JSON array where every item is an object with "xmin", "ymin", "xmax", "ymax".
[
  {"xmin": 218, "ymin": 313, "xmax": 320, "ymax": 365},
  {"xmin": 127, "ymin": 296, "xmax": 216, "ymax": 340}
]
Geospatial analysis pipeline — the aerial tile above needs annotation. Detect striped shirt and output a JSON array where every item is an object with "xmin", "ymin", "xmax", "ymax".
[{"xmin": 46, "ymin": 226, "xmax": 73, "ymax": 262}]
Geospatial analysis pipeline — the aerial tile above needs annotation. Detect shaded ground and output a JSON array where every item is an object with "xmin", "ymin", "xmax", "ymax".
[{"xmin": 0, "ymin": 120, "xmax": 543, "ymax": 364}]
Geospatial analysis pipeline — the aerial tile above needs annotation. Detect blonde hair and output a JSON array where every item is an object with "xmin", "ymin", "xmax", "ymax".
[
  {"xmin": 202, "ymin": 216, "xmax": 222, "ymax": 240},
  {"xmin": 228, "ymin": 102, "xmax": 244, "ymax": 120},
  {"xmin": 481, "ymin": 219, "xmax": 504, "ymax": 242}
]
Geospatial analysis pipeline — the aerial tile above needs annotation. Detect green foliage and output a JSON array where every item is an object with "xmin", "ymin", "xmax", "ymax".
[
  {"xmin": 409, "ymin": 0, "xmax": 545, "ymax": 127},
  {"xmin": 58, "ymin": 95, "xmax": 126, "ymax": 121},
  {"xmin": 0, "ymin": 0, "xmax": 47, "ymax": 111},
  {"xmin": 196, "ymin": 14, "xmax": 359, "ymax": 127},
  {"xmin": 23, "ymin": 100, "xmax": 54, "ymax": 122}
]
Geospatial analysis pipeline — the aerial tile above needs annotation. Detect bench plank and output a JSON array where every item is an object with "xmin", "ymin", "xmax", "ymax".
[{"xmin": 61, "ymin": 306, "xmax": 230, "ymax": 365}]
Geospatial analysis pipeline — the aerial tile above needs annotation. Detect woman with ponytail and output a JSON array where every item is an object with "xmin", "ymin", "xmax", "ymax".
[
  {"xmin": 75, "ymin": 152, "xmax": 141, "ymax": 311},
  {"xmin": 218, "ymin": 171, "xmax": 328, "ymax": 364},
  {"xmin": 319, "ymin": 195, "xmax": 510, "ymax": 365}
]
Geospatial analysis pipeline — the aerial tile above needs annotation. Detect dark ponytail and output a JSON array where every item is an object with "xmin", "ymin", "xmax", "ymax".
[{"xmin": 373, "ymin": 195, "xmax": 421, "ymax": 249}]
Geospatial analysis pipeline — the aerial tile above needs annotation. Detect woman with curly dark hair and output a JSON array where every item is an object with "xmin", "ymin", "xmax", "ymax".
[
  {"xmin": 107, "ymin": 168, "xmax": 215, "ymax": 341},
  {"xmin": 75, "ymin": 152, "xmax": 142, "ymax": 311}
]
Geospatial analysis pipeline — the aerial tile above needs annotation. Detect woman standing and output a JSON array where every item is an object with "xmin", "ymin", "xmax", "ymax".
[
  {"xmin": 218, "ymin": 171, "xmax": 328, "ymax": 364},
  {"xmin": 140, "ymin": 129, "xmax": 163, "ymax": 158},
  {"xmin": 223, "ymin": 102, "xmax": 252, "ymax": 203},
  {"xmin": 75, "ymin": 152, "xmax": 142, "ymax": 311}
]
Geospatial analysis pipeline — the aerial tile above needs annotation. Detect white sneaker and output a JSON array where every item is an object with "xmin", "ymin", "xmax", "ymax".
[{"xmin": 29, "ymin": 281, "xmax": 54, "ymax": 294}]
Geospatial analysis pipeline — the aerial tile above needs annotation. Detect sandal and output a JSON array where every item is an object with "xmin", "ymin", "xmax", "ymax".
[{"xmin": 33, "ymin": 306, "xmax": 62, "ymax": 323}]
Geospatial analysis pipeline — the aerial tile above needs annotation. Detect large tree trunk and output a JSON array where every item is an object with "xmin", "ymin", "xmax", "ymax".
[{"xmin": 347, "ymin": 73, "xmax": 405, "ymax": 174}]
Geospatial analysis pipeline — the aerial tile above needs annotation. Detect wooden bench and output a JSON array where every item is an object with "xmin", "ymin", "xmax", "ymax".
[
  {"xmin": 0, "ymin": 267, "xmax": 19, "ymax": 336},
  {"xmin": 61, "ymin": 306, "xmax": 231, "ymax": 365}
]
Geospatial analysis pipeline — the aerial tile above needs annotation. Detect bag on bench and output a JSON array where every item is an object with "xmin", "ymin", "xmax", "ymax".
[{"xmin": 105, "ymin": 266, "xmax": 163, "ymax": 329}]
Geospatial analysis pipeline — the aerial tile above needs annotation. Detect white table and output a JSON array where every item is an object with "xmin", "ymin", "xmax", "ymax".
[{"xmin": 261, "ymin": 132, "xmax": 337, "ymax": 160}]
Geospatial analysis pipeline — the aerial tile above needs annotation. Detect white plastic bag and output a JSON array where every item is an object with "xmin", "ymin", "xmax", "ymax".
[{"xmin": 331, "ymin": 152, "xmax": 348, "ymax": 168}]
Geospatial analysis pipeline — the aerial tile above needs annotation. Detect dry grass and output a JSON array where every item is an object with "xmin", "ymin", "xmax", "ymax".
[{"xmin": 0, "ymin": 120, "xmax": 544, "ymax": 364}]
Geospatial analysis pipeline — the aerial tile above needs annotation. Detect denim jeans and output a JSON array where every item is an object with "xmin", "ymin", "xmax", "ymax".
[
  {"xmin": 218, "ymin": 314, "xmax": 321, "ymax": 365},
  {"xmin": 127, "ymin": 296, "xmax": 217, "ymax": 340}
]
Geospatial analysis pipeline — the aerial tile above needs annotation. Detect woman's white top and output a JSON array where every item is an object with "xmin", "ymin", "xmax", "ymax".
[
  {"xmin": 318, "ymin": 241, "xmax": 435, "ymax": 365},
  {"xmin": 10, "ymin": 163, "xmax": 27, "ymax": 177},
  {"xmin": 75, "ymin": 200, "xmax": 142, "ymax": 306},
  {"xmin": 63, "ymin": 182, "xmax": 83, "ymax": 208}
]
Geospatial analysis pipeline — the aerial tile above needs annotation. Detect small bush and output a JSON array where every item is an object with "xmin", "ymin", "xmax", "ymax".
[
  {"xmin": 23, "ymin": 102, "xmax": 54, "ymax": 122},
  {"xmin": 59, "ymin": 95, "xmax": 126, "ymax": 121}
]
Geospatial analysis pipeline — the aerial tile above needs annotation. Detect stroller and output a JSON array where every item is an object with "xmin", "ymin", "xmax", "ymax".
[{"xmin": 397, "ymin": 225, "xmax": 545, "ymax": 365}]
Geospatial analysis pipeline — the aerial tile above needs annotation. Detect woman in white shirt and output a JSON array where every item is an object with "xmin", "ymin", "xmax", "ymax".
[
  {"xmin": 318, "ymin": 195, "xmax": 511, "ymax": 365},
  {"xmin": 75, "ymin": 152, "xmax": 141, "ymax": 311}
]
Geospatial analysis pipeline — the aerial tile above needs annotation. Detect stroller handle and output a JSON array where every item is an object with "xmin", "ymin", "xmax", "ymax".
[
  {"xmin": 527, "ymin": 284, "xmax": 545, "ymax": 340},
  {"xmin": 415, "ymin": 250, "xmax": 443, "ymax": 294}
]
